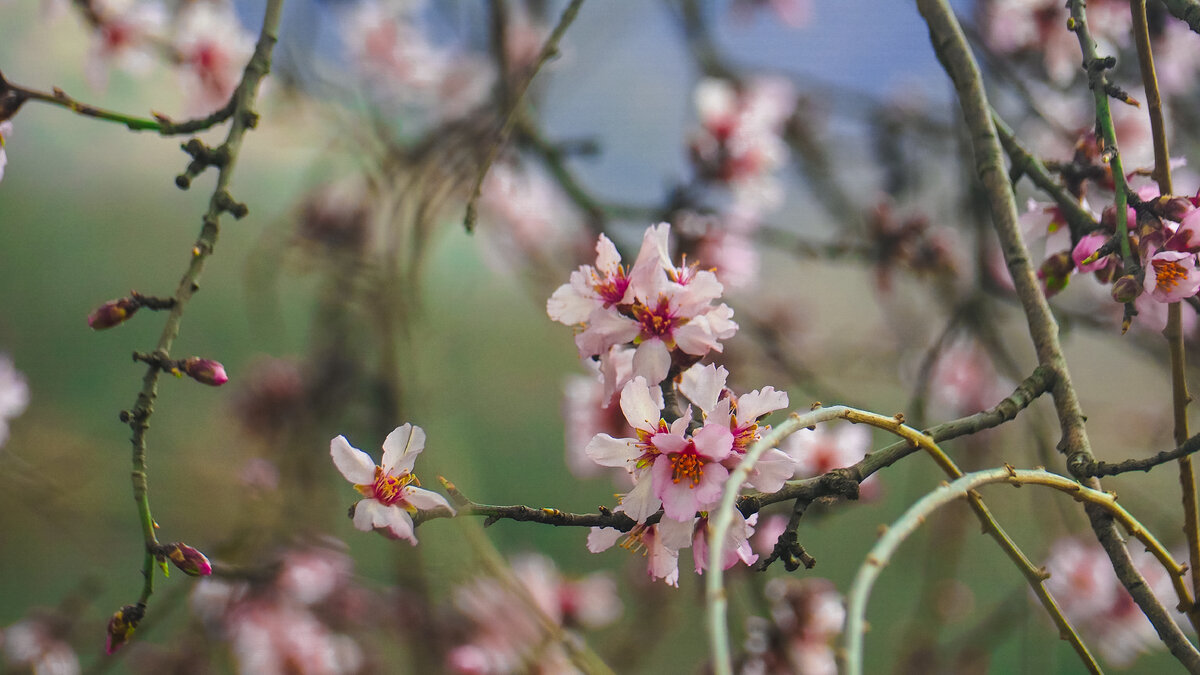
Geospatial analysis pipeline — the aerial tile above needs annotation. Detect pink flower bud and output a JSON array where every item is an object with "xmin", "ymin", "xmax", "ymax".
[
  {"xmin": 183, "ymin": 357, "xmax": 228, "ymax": 386},
  {"xmin": 1154, "ymin": 196, "xmax": 1195, "ymax": 223},
  {"xmin": 1111, "ymin": 274, "xmax": 1143, "ymax": 303},
  {"xmin": 104, "ymin": 603, "xmax": 144, "ymax": 655},
  {"xmin": 88, "ymin": 298, "xmax": 139, "ymax": 330},
  {"xmin": 164, "ymin": 542, "xmax": 212, "ymax": 576}
]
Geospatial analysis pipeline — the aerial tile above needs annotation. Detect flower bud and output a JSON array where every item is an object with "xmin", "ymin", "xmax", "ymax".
[
  {"xmin": 164, "ymin": 542, "xmax": 213, "ymax": 576},
  {"xmin": 104, "ymin": 603, "xmax": 144, "ymax": 655},
  {"xmin": 183, "ymin": 357, "xmax": 228, "ymax": 386},
  {"xmin": 1110, "ymin": 274, "xmax": 1143, "ymax": 303},
  {"xmin": 1037, "ymin": 251, "xmax": 1074, "ymax": 297},
  {"xmin": 1153, "ymin": 196, "xmax": 1195, "ymax": 222},
  {"xmin": 88, "ymin": 298, "xmax": 139, "ymax": 330}
]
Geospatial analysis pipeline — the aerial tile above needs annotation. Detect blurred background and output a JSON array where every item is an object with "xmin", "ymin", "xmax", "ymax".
[{"xmin": 0, "ymin": 0, "xmax": 1196, "ymax": 672}]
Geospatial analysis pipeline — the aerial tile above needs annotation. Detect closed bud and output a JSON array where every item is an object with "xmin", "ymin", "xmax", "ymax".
[
  {"xmin": 104, "ymin": 603, "xmax": 145, "ymax": 655},
  {"xmin": 164, "ymin": 542, "xmax": 212, "ymax": 576},
  {"xmin": 183, "ymin": 357, "xmax": 228, "ymax": 386},
  {"xmin": 1154, "ymin": 196, "xmax": 1194, "ymax": 222},
  {"xmin": 1111, "ymin": 274, "xmax": 1143, "ymax": 303},
  {"xmin": 1037, "ymin": 252, "xmax": 1074, "ymax": 297},
  {"xmin": 88, "ymin": 298, "xmax": 139, "ymax": 330}
]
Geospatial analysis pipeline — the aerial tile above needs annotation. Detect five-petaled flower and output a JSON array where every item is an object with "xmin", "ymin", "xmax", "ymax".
[{"xmin": 331, "ymin": 423, "xmax": 453, "ymax": 545}]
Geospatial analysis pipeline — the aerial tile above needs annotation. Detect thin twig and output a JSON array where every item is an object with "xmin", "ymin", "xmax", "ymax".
[
  {"xmin": 463, "ymin": 0, "xmax": 586, "ymax": 232},
  {"xmin": 842, "ymin": 466, "xmax": 1189, "ymax": 675}
]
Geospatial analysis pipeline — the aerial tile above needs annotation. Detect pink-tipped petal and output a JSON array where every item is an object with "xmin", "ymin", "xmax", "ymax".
[{"xmin": 331, "ymin": 436, "xmax": 377, "ymax": 484}]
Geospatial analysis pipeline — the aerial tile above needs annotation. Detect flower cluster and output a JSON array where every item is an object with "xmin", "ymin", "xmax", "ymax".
[
  {"xmin": 447, "ymin": 553, "xmax": 621, "ymax": 674},
  {"xmin": 689, "ymin": 77, "xmax": 795, "ymax": 217},
  {"xmin": 331, "ymin": 423, "xmax": 454, "ymax": 545},
  {"xmin": 191, "ymin": 544, "xmax": 366, "ymax": 673},
  {"xmin": 739, "ymin": 578, "xmax": 844, "ymax": 675},
  {"xmin": 74, "ymin": 0, "xmax": 253, "ymax": 114},
  {"xmin": 1, "ymin": 613, "xmax": 78, "ymax": 675},
  {"xmin": 554, "ymin": 224, "xmax": 809, "ymax": 585},
  {"xmin": 548, "ymin": 222, "xmax": 737, "ymax": 393}
]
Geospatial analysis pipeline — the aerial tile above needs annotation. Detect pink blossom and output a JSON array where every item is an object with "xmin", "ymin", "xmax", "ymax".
[
  {"xmin": 479, "ymin": 162, "xmax": 583, "ymax": 271},
  {"xmin": 448, "ymin": 553, "xmax": 621, "ymax": 673},
  {"xmin": 729, "ymin": 0, "xmax": 812, "ymax": 27},
  {"xmin": 587, "ymin": 517, "xmax": 693, "ymax": 587},
  {"xmin": 690, "ymin": 77, "xmax": 794, "ymax": 216},
  {"xmin": 330, "ymin": 423, "xmax": 454, "ymax": 544},
  {"xmin": 782, "ymin": 422, "xmax": 878, "ymax": 499},
  {"xmin": 679, "ymin": 362, "xmax": 794, "ymax": 493},
  {"xmin": 926, "ymin": 338, "xmax": 1013, "ymax": 418},
  {"xmin": 84, "ymin": 0, "xmax": 165, "ymax": 90},
  {"xmin": 2, "ymin": 616, "xmax": 79, "ymax": 675},
  {"xmin": 173, "ymin": 1, "xmax": 254, "ymax": 115},
  {"xmin": 1142, "ymin": 247, "xmax": 1200, "ymax": 303},
  {"xmin": 547, "ymin": 232, "xmax": 636, "ymax": 326},
  {"xmin": 741, "ymin": 578, "xmax": 844, "ymax": 675},
  {"xmin": 1071, "ymin": 232, "xmax": 1109, "ymax": 274},
  {"xmin": 692, "ymin": 511, "xmax": 758, "ymax": 573},
  {"xmin": 561, "ymin": 223, "xmax": 737, "ymax": 388},
  {"xmin": 1042, "ymin": 538, "xmax": 1180, "ymax": 667},
  {"xmin": 650, "ymin": 421, "xmax": 733, "ymax": 521},
  {"xmin": 0, "ymin": 353, "xmax": 29, "ymax": 448}
]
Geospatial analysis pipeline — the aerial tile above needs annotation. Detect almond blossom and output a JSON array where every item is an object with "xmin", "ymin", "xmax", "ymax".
[
  {"xmin": 587, "ymin": 516, "xmax": 694, "ymax": 587},
  {"xmin": 2, "ymin": 615, "xmax": 79, "ymax": 675},
  {"xmin": 173, "ymin": 1, "xmax": 254, "ymax": 115},
  {"xmin": 782, "ymin": 421, "xmax": 878, "ymax": 499},
  {"xmin": 689, "ymin": 77, "xmax": 794, "ymax": 216},
  {"xmin": 678, "ymin": 362, "xmax": 794, "ymax": 493},
  {"xmin": 1042, "ymin": 538, "xmax": 1180, "ymax": 667},
  {"xmin": 447, "ymin": 554, "xmax": 621, "ymax": 674},
  {"xmin": 556, "ymin": 223, "xmax": 738, "ymax": 388},
  {"xmin": 84, "ymin": 0, "xmax": 165, "ymax": 90},
  {"xmin": 330, "ymin": 423, "xmax": 453, "ymax": 544}
]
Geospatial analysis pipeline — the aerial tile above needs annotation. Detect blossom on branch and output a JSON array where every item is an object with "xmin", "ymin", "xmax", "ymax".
[
  {"xmin": 173, "ymin": 0, "xmax": 254, "ymax": 115},
  {"xmin": 552, "ymin": 223, "xmax": 737, "ymax": 388},
  {"xmin": 330, "ymin": 423, "xmax": 453, "ymax": 545}
]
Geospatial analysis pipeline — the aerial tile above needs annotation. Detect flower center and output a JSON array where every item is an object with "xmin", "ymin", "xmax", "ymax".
[
  {"xmin": 591, "ymin": 267, "xmax": 630, "ymax": 306},
  {"xmin": 669, "ymin": 446, "xmax": 705, "ymax": 487},
  {"xmin": 1155, "ymin": 258, "xmax": 1188, "ymax": 291},
  {"xmin": 632, "ymin": 296, "xmax": 679, "ymax": 342},
  {"xmin": 634, "ymin": 421, "xmax": 670, "ymax": 468},
  {"xmin": 357, "ymin": 466, "xmax": 418, "ymax": 506}
]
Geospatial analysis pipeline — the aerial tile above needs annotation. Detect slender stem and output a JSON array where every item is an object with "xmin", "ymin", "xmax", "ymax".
[
  {"xmin": 124, "ymin": 0, "xmax": 283, "ymax": 610},
  {"xmin": 463, "ymin": 0, "xmax": 586, "ymax": 232},
  {"xmin": 2, "ymin": 73, "xmax": 235, "ymax": 135},
  {"xmin": 706, "ymin": 404, "xmax": 1088, "ymax": 675},
  {"xmin": 842, "ymin": 466, "xmax": 1189, "ymax": 675},
  {"xmin": 916, "ymin": 1, "xmax": 1200, "ymax": 667},
  {"xmin": 1130, "ymin": 0, "xmax": 1200, "ymax": 631},
  {"xmin": 992, "ymin": 111, "xmax": 1099, "ymax": 237},
  {"xmin": 1075, "ymin": 430, "xmax": 1200, "ymax": 476}
]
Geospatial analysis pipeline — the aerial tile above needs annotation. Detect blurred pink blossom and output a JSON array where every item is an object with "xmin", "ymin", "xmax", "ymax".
[
  {"xmin": 781, "ymin": 422, "xmax": 878, "ymax": 499},
  {"xmin": 84, "ymin": 0, "xmax": 165, "ymax": 90},
  {"xmin": 1042, "ymin": 538, "xmax": 1180, "ymax": 667},
  {"xmin": 173, "ymin": 1, "xmax": 254, "ymax": 115},
  {"xmin": 2, "ymin": 616, "xmax": 78, "ymax": 675},
  {"xmin": 0, "ymin": 353, "xmax": 29, "ymax": 448}
]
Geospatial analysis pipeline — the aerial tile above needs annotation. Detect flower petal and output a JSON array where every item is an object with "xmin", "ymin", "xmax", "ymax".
[
  {"xmin": 586, "ymin": 433, "xmax": 640, "ymax": 468},
  {"xmin": 587, "ymin": 527, "xmax": 623, "ymax": 553},
  {"xmin": 745, "ymin": 447, "xmax": 796, "ymax": 493},
  {"xmin": 735, "ymin": 386, "xmax": 789, "ymax": 423},
  {"xmin": 402, "ymin": 485, "xmax": 454, "ymax": 514},
  {"xmin": 331, "ymin": 435, "xmax": 377, "ymax": 484},
  {"xmin": 679, "ymin": 363, "xmax": 727, "ymax": 415},
  {"xmin": 621, "ymin": 475, "xmax": 662, "ymax": 523},
  {"xmin": 632, "ymin": 339, "xmax": 671, "ymax": 386},
  {"xmin": 382, "ymin": 423, "xmax": 425, "ymax": 474},
  {"xmin": 619, "ymin": 376, "xmax": 662, "ymax": 431}
]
